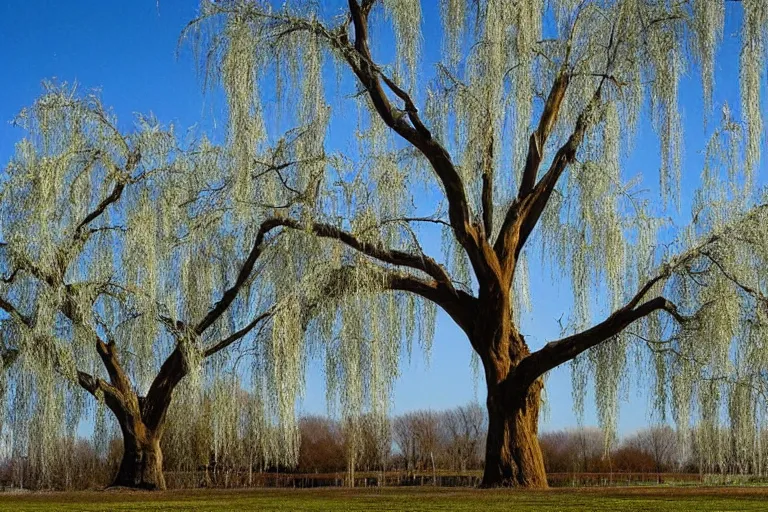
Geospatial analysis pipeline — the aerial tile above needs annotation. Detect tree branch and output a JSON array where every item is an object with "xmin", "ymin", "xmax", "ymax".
[
  {"xmin": 76, "ymin": 370, "xmax": 127, "ymax": 417},
  {"xmin": 73, "ymin": 149, "xmax": 141, "ymax": 240},
  {"xmin": 517, "ymin": 70, "xmax": 570, "ymax": 198},
  {"xmin": 513, "ymin": 296, "xmax": 683, "ymax": 389},
  {"xmin": 0, "ymin": 294, "xmax": 32, "ymax": 327},
  {"xmin": 481, "ymin": 135, "xmax": 495, "ymax": 239},
  {"xmin": 203, "ymin": 309, "xmax": 273, "ymax": 358},
  {"xmin": 343, "ymin": 0, "xmax": 486, "ymax": 277},
  {"xmin": 272, "ymin": 216, "xmax": 454, "ymax": 287},
  {"xmin": 496, "ymin": 82, "xmax": 604, "ymax": 274},
  {"xmin": 386, "ymin": 271, "xmax": 476, "ymax": 335},
  {"xmin": 142, "ymin": 347, "xmax": 185, "ymax": 432},
  {"xmin": 193, "ymin": 218, "xmax": 283, "ymax": 335}
]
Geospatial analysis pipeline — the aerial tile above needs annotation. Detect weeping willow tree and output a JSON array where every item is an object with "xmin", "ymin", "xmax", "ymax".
[
  {"xmin": 0, "ymin": 81, "xmax": 338, "ymax": 489},
  {"xmin": 186, "ymin": 0, "xmax": 768, "ymax": 488}
]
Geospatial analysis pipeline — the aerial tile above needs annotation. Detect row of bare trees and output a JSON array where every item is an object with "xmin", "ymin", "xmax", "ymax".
[
  {"xmin": 540, "ymin": 427, "xmax": 679, "ymax": 474},
  {"xmin": 295, "ymin": 404, "xmax": 487, "ymax": 476},
  {"xmin": 4, "ymin": 402, "xmax": 763, "ymax": 491}
]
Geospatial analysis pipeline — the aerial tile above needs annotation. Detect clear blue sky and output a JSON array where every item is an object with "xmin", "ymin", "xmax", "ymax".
[{"xmin": 0, "ymin": 1, "xmax": 755, "ymax": 435}]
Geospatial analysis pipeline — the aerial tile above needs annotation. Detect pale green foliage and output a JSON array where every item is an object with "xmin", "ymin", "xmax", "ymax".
[
  {"xmin": 185, "ymin": 0, "xmax": 768, "ymax": 462},
  {"xmin": 0, "ymin": 82, "xmax": 322, "ymax": 478},
  {"xmin": 740, "ymin": 0, "xmax": 768, "ymax": 177},
  {"xmin": 5, "ymin": 0, "xmax": 768, "ymax": 478},
  {"xmin": 184, "ymin": 0, "xmax": 446, "ymax": 457}
]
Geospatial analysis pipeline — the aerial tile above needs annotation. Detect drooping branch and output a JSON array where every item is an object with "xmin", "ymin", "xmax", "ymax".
[
  {"xmin": 507, "ymin": 213, "xmax": 757, "ymax": 389},
  {"xmin": 385, "ymin": 271, "xmax": 476, "ymax": 335},
  {"xmin": 73, "ymin": 149, "xmax": 141, "ymax": 241},
  {"xmin": 193, "ymin": 218, "xmax": 282, "ymax": 335}
]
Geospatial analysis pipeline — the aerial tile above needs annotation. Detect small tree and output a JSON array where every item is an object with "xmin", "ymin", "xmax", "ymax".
[
  {"xmin": 298, "ymin": 416, "xmax": 346, "ymax": 473},
  {"xmin": 442, "ymin": 403, "xmax": 486, "ymax": 472},
  {"xmin": 190, "ymin": 0, "xmax": 768, "ymax": 487},
  {"xmin": 627, "ymin": 425, "xmax": 678, "ymax": 476}
]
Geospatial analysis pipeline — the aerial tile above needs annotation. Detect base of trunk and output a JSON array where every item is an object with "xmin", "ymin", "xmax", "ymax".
[
  {"xmin": 481, "ymin": 382, "xmax": 548, "ymax": 489},
  {"xmin": 111, "ymin": 437, "xmax": 166, "ymax": 490}
]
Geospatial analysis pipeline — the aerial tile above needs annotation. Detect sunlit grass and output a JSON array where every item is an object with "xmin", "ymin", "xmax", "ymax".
[{"xmin": 1, "ymin": 487, "xmax": 768, "ymax": 511}]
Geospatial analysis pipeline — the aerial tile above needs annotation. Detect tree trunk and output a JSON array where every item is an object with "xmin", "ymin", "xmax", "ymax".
[
  {"xmin": 112, "ymin": 429, "xmax": 166, "ymax": 490},
  {"xmin": 480, "ymin": 378, "xmax": 548, "ymax": 488}
]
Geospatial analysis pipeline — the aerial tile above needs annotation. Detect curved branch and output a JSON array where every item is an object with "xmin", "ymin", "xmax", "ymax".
[
  {"xmin": 203, "ymin": 309, "xmax": 273, "ymax": 358},
  {"xmin": 272, "ymin": 217, "xmax": 454, "ymax": 287},
  {"xmin": 193, "ymin": 218, "xmax": 283, "ymax": 335},
  {"xmin": 386, "ymin": 271, "xmax": 476, "ymax": 335},
  {"xmin": 513, "ymin": 296, "xmax": 683, "ymax": 389},
  {"xmin": 73, "ymin": 149, "xmax": 141, "ymax": 241},
  {"xmin": 343, "ymin": 0, "xmax": 486, "ymax": 276},
  {"xmin": 76, "ymin": 370, "xmax": 127, "ymax": 417}
]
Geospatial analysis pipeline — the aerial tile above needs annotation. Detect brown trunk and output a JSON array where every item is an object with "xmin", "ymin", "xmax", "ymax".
[
  {"xmin": 112, "ymin": 424, "xmax": 166, "ymax": 490},
  {"xmin": 77, "ymin": 341, "xmax": 185, "ymax": 491},
  {"xmin": 481, "ymin": 381, "xmax": 547, "ymax": 488},
  {"xmin": 472, "ymin": 292, "xmax": 548, "ymax": 489}
]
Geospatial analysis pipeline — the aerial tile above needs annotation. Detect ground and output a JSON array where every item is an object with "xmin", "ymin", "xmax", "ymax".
[{"xmin": 1, "ymin": 487, "xmax": 768, "ymax": 511}]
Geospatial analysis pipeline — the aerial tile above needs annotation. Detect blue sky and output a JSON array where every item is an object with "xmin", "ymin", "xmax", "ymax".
[{"xmin": 0, "ymin": 1, "xmax": 757, "ymax": 435}]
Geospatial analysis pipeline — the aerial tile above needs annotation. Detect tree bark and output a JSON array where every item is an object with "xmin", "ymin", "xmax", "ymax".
[
  {"xmin": 481, "ymin": 380, "xmax": 547, "ymax": 488},
  {"xmin": 112, "ymin": 424, "xmax": 166, "ymax": 490},
  {"xmin": 77, "ymin": 344, "xmax": 184, "ymax": 490},
  {"xmin": 472, "ymin": 293, "xmax": 548, "ymax": 489}
]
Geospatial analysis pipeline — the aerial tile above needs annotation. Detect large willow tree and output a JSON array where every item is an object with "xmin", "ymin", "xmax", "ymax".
[
  {"xmin": 190, "ymin": 0, "xmax": 768, "ymax": 488},
  {"xmin": 0, "ymin": 84, "xmax": 334, "ymax": 489}
]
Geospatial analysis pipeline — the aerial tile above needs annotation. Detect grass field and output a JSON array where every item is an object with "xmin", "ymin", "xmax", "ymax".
[{"xmin": 1, "ymin": 487, "xmax": 768, "ymax": 512}]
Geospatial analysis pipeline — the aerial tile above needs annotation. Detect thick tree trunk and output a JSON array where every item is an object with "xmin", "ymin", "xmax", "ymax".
[
  {"xmin": 77, "ymin": 342, "xmax": 186, "ymax": 491},
  {"xmin": 471, "ymin": 292, "xmax": 548, "ymax": 489},
  {"xmin": 480, "ymin": 381, "xmax": 547, "ymax": 488},
  {"xmin": 112, "ymin": 425, "xmax": 166, "ymax": 490}
]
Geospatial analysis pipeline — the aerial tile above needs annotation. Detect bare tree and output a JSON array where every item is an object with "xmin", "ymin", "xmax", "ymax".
[
  {"xmin": 393, "ymin": 413, "xmax": 418, "ymax": 472},
  {"xmin": 393, "ymin": 410, "xmax": 441, "ymax": 472},
  {"xmin": 540, "ymin": 427, "xmax": 605, "ymax": 473},
  {"xmin": 442, "ymin": 403, "xmax": 486, "ymax": 472},
  {"xmin": 627, "ymin": 426, "xmax": 678, "ymax": 476},
  {"xmin": 298, "ymin": 416, "xmax": 346, "ymax": 473}
]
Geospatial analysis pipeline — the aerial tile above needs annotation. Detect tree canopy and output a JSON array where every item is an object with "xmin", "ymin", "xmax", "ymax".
[
  {"xmin": 183, "ymin": 0, "xmax": 768, "ymax": 485},
  {"xmin": 2, "ymin": 0, "xmax": 768, "ymax": 489}
]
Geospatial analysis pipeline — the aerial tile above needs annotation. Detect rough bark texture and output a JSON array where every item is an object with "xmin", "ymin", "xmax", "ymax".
[
  {"xmin": 112, "ymin": 424, "xmax": 166, "ymax": 490},
  {"xmin": 78, "ymin": 343, "xmax": 184, "ymax": 490},
  {"xmin": 472, "ymin": 296, "xmax": 548, "ymax": 489},
  {"xmin": 481, "ymin": 381, "xmax": 547, "ymax": 488}
]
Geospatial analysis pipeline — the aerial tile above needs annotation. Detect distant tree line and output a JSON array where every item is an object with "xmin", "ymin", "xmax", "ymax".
[{"xmin": 4, "ymin": 397, "xmax": 768, "ymax": 490}]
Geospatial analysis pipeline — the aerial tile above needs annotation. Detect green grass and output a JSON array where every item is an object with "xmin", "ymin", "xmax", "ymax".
[{"xmin": 1, "ymin": 487, "xmax": 767, "ymax": 512}]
